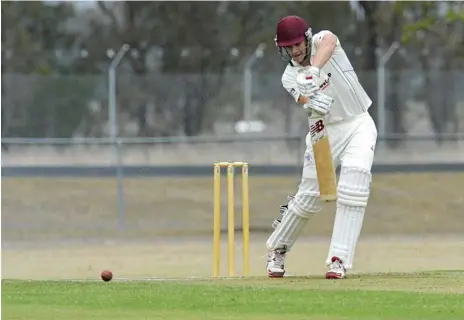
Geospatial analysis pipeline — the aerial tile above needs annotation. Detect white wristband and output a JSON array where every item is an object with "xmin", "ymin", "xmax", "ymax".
[{"xmin": 307, "ymin": 66, "xmax": 321, "ymax": 77}]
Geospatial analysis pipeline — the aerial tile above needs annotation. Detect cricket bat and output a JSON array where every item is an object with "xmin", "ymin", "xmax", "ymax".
[{"xmin": 308, "ymin": 111, "xmax": 337, "ymax": 201}]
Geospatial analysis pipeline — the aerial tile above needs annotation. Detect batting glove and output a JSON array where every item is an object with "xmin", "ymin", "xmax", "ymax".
[
  {"xmin": 303, "ymin": 92, "xmax": 334, "ymax": 116},
  {"xmin": 296, "ymin": 66, "xmax": 321, "ymax": 97}
]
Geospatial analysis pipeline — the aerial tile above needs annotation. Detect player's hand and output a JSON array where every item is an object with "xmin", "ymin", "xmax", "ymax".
[
  {"xmin": 303, "ymin": 92, "xmax": 334, "ymax": 116},
  {"xmin": 296, "ymin": 67, "xmax": 320, "ymax": 97}
]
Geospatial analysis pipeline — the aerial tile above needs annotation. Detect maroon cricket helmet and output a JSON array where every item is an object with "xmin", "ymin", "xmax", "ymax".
[
  {"xmin": 274, "ymin": 15, "xmax": 312, "ymax": 61},
  {"xmin": 275, "ymin": 15, "xmax": 312, "ymax": 47}
]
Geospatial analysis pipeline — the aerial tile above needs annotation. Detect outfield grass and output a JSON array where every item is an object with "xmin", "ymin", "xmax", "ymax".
[{"xmin": 3, "ymin": 272, "xmax": 464, "ymax": 320}]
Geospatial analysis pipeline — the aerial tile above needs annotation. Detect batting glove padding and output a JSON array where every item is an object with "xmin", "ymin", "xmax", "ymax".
[
  {"xmin": 304, "ymin": 92, "xmax": 334, "ymax": 116},
  {"xmin": 296, "ymin": 68, "xmax": 320, "ymax": 97}
]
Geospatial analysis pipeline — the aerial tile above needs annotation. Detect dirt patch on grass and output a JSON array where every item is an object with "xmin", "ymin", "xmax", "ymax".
[{"xmin": 3, "ymin": 236, "xmax": 464, "ymax": 282}]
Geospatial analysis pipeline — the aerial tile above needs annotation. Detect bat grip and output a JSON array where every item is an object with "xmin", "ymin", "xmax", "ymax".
[{"xmin": 308, "ymin": 109, "xmax": 324, "ymax": 119}]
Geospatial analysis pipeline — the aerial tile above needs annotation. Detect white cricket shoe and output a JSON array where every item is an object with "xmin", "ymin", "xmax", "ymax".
[
  {"xmin": 325, "ymin": 256, "xmax": 347, "ymax": 279},
  {"xmin": 267, "ymin": 249, "xmax": 286, "ymax": 278}
]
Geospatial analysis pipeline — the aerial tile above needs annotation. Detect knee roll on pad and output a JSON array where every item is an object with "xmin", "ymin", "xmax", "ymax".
[
  {"xmin": 292, "ymin": 191, "xmax": 322, "ymax": 218},
  {"xmin": 337, "ymin": 167, "xmax": 371, "ymax": 207}
]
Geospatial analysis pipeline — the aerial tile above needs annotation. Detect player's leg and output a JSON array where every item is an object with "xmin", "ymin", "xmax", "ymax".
[
  {"xmin": 266, "ymin": 130, "xmax": 343, "ymax": 278},
  {"xmin": 325, "ymin": 114, "xmax": 377, "ymax": 279},
  {"xmin": 266, "ymin": 168, "xmax": 321, "ymax": 277}
]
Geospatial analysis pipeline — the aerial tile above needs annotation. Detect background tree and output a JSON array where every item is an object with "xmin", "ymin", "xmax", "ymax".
[
  {"xmin": 1, "ymin": 1, "xmax": 94, "ymax": 138},
  {"xmin": 2, "ymin": 1, "xmax": 463, "ymax": 142},
  {"xmin": 397, "ymin": 1, "xmax": 464, "ymax": 143}
]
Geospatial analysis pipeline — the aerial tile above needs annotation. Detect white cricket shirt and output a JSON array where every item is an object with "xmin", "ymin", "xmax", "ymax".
[{"xmin": 281, "ymin": 30, "xmax": 372, "ymax": 124}]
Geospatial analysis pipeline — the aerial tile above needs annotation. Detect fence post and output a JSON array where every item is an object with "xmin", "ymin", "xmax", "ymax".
[
  {"xmin": 116, "ymin": 139, "xmax": 125, "ymax": 231},
  {"xmin": 243, "ymin": 43, "xmax": 266, "ymax": 122},
  {"xmin": 108, "ymin": 44, "xmax": 130, "ymax": 231},
  {"xmin": 377, "ymin": 41, "xmax": 400, "ymax": 139},
  {"xmin": 108, "ymin": 44, "xmax": 130, "ymax": 144}
]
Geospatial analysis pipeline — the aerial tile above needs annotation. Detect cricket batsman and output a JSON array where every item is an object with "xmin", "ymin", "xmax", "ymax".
[{"xmin": 266, "ymin": 15, "xmax": 378, "ymax": 279}]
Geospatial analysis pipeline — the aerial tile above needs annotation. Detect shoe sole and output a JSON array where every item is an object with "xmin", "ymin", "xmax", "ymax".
[
  {"xmin": 325, "ymin": 271, "xmax": 345, "ymax": 279},
  {"xmin": 268, "ymin": 271, "xmax": 285, "ymax": 278}
]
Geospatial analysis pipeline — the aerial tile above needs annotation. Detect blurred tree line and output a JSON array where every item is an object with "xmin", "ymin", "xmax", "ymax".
[{"xmin": 1, "ymin": 1, "xmax": 463, "ymax": 145}]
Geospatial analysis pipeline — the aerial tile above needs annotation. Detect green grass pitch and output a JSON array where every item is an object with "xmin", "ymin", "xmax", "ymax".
[{"xmin": 3, "ymin": 271, "xmax": 464, "ymax": 320}]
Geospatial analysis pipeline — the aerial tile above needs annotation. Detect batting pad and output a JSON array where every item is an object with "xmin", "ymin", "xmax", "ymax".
[
  {"xmin": 326, "ymin": 167, "xmax": 372, "ymax": 269},
  {"xmin": 266, "ymin": 179, "xmax": 321, "ymax": 252}
]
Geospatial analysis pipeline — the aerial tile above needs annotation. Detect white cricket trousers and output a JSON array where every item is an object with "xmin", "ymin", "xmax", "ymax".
[
  {"xmin": 303, "ymin": 111, "xmax": 377, "ymax": 178},
  {"xmin": 267, "ymin": 111, "xmax": 378, "ymax": 269}
]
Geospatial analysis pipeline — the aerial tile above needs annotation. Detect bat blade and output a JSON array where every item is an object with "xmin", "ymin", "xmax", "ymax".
[{"xmin": 308, "ymin": 115, "xmax": 337, "ymax": 202}]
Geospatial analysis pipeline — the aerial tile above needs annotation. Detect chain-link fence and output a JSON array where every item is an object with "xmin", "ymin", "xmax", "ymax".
[{"xmin": 2, "ymin": 71, "xmax": 464, "ymax": 139}]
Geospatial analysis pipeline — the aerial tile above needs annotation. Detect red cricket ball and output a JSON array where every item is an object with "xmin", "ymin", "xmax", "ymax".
[{"xmin": 100, "ymin": 270, "xmax": 113, "ymax": 282}]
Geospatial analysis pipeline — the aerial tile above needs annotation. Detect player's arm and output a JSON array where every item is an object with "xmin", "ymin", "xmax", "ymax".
[
  {"xmin": 281, "ymin": 72, "xmax": 302, "ymax": 104},
  {"xmin": 293, "ymin": 31, "xmax": 337, "ymax": 113},
  {"xmin": 293, "ymin": 32, "xmax": 337, "ymax": 105},
  {"xmin": 297, "ymin": 95, "xmax": 309, "ymax": 105},
  {"xmin": 312, "ymin": 32, "xmax": 337, "ymax": 69},
  {"xmin": 282, "ymin": 72, "xmax": 333, "ymax": 115},
  {"xmin": 281, "ymin": 70, "xmax": 311, "ymax": 106}
]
